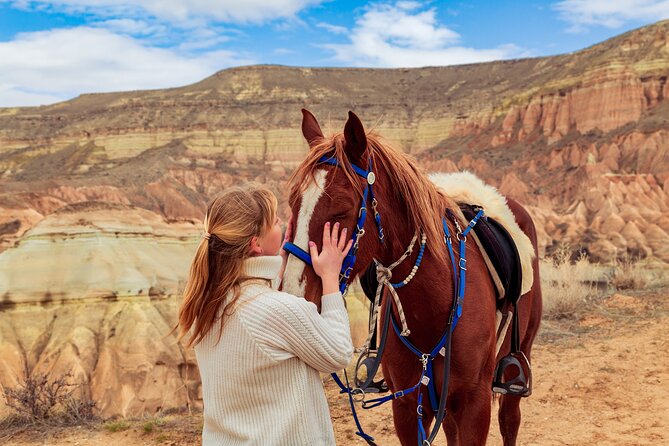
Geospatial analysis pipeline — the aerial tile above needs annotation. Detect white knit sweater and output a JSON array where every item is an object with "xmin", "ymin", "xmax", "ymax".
[{"xmin": 194, "ymin": 255, "xmax": 353, "ymax": 446}]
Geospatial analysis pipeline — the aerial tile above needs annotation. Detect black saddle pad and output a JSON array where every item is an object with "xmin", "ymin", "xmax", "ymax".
[{"xmin": 459, "ymin": 204, "xmax": 523, "ymax": 307}]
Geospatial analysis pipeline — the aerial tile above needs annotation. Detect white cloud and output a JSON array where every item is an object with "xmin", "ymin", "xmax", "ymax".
[
  {"xmin": 322, "ymin": 2, "xmax": 523, "ymax": 68},
  {"xmin": 316, "ymin": 22, "xmax": 348, "ymax": 35},
  {"xmin": 4, "ymin": 0, "xmax": 325, "ymax": 25},
  {"xmin": 0, "ymin": 27, "xmax": 255, "ymax": 106},
  {"xmin": 0, "ymin": 85, "xmax": 63, "ymax": 107},
  {"xmin": 92, "ymin": 18, "xmax": 168, "ymax": 36},
  {"xmin": 554, "ymin": 0, "xmax": 669, "ymax": 32}
]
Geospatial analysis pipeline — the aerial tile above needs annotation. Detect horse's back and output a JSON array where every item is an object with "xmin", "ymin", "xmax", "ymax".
[{"xmin": 505, "ymin": 198, "xmax": 539, "ymax": 249}]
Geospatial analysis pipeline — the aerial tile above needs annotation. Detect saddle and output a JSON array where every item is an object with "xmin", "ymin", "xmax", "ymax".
[{"xmin": 459, "ymin": 204, "xmax": 522, "ymax": 310}]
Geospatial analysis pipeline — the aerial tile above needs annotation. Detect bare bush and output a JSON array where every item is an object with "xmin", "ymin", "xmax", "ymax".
[{"xmin": 1, "ymin": 368, "xmax": 96, "ymax": 426}]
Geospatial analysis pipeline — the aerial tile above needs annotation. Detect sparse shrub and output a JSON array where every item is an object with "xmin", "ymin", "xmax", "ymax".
[
  {"xmin": 608, "ymin": 255, "xmax": 651, "ymax": 290},
  {"xmin": 540, "ymin": 246, "xmax": 604, "ymax": 319},
  {"xmin": 61, "ymin": 393, "xmax": 97, "ymax": 424},
  {"xmin": 143, "ymin": 420, "xmax": 155, "ymax": 433},
  {"xmin": 1, "ymin": 368, "xmax": 96, "ymax": 425},
  {"xmin": 103, "ymin": 420, "xmax": 130, "ymax": 432}
]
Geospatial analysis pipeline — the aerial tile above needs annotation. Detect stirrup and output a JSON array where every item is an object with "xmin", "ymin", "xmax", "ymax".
[
  {"xmin": 492, "ymin": 352, "xmax": 532, "ymax": 397},
  {"xmin": 354, "ymin": 350, "xmax": 389, "ymax": 393}
]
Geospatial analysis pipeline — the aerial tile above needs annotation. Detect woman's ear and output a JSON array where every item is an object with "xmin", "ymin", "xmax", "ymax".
[{"xmin": 249, "ymin": 236, "xmax": 263, "ymax": 256}]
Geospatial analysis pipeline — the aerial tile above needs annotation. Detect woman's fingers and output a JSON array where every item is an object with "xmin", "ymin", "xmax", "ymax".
[
  {"xmin": 338, "ymin": 227, "xmax": 347, "ymax": 251},
  {"xmin": 343, "ymin": 239, "xmax": 353, "ymax": 256},
  {"xmin": 308, "ymin": 240, "xmax": 318, "ymax": 259},
  {"xmin": 284, "ymin": 216, "xmax": 293, "ymax": 241},
  {"xmin": 319, "ymin": 220, "xmax": 350, "ymax": 256},
  {"xmin": 322, "ymin": 222, "xmax": 331, "ymax": 247}
]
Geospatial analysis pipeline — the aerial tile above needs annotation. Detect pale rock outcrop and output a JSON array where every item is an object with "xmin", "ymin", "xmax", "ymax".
[
  {"xmin": 499, "ymin": 172, "xmax": 530, "ymax": 202},
  {"xmin": 0, "ymin": 204, "xmax": 202, "ymax": 418},
  {"xmin": 0, "ymin": 203, "xmax": 200, "ymax": 303}
]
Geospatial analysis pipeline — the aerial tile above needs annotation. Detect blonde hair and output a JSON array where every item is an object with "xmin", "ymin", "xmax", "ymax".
[{"xmin": 177, "ymin": 184, "xmax": 278, "ymax": 348}]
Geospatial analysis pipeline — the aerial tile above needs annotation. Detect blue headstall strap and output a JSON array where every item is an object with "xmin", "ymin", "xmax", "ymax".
[{"xmin": 282, "ymin": 155, "xmax": 385, "ymax": 296}]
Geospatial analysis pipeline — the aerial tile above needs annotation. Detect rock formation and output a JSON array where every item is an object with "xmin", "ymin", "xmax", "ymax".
[{"xmin": 0, "ymin": 204, "xmax": 201, "ymax": 417}]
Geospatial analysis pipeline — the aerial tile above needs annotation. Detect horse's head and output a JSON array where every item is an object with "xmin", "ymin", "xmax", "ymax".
[{"xmin": 282, "ymin": 109, "xmax": 384, "ymax": 306}]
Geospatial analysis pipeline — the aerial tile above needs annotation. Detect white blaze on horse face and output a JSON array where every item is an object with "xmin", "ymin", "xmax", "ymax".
[{"xmin": 282, "ymin": 169, "xmax": 328, "ymax": 297}]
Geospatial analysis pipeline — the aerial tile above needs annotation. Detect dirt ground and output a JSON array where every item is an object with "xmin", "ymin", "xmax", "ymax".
[{"xmin": 3, "ymin": 291, "xmax": 668, "ymax": 446}]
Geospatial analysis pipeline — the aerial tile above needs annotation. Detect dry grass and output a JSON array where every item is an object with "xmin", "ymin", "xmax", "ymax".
[
  {"xmin": 540, "ymin": 246, "xmax": 606, "ymax": 320},
  {"xmin": 539, "ymin": 244, "xmax": 669, "ymax": 321},
  {"xmin": 607, "ymin": 255, "xmax": 667, "ymax": 291},
  {"xmin": 1, "ymin": 368, "xmax": 96, "ymax": 423}
]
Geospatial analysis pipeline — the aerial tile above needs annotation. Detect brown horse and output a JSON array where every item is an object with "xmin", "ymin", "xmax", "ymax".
[{"xmin": 282, "ymin": 109, "xmax": 542, "ymax": 446}]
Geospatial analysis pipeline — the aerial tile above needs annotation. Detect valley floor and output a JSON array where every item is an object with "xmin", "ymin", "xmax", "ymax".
[{"xmin": 4, "ymin": 291, "xmax": 668, "ymax": 446}]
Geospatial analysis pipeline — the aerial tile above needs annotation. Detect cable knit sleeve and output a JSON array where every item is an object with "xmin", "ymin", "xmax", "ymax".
[{"xmin": 243, "ymin": 292, "xmax": 354, "ymax": 373}]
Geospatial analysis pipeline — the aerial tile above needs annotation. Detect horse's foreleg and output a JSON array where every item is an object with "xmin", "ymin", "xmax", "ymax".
[
  {"xmin": 391, "ymin": 395, "xmax": 434, "ymax": 446},
  {"xmin": 442, "ymin": 411, "xmax": 459, "ymax": 445},
  {"xmin": 498, "ymin": 275, "xmax": 541, "ymax": 445},
  {"xmin": 450, "ymin": 388, "xmax": 492, "ymax": 446}
]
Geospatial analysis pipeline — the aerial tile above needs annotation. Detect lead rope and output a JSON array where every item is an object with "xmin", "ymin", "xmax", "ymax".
[{"xmin": 362, "ymin": 232, "xmax": 425, "ymax": 350}]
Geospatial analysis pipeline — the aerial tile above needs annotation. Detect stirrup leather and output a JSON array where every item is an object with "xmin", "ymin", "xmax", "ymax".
[{"xmin": 492, "ymin": 351, "xmax": 532, "ymax": 397}]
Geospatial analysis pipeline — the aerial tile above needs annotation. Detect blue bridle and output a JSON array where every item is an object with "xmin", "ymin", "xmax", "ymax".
[{"xmin": 282, "ymin": 155, "xmax": 385, "ymax": 295}]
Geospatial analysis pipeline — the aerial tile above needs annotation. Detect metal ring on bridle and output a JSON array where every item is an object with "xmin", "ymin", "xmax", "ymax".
[{"xmin": 351, "ymin": 388, "xmax": 365, "ymax": 403}]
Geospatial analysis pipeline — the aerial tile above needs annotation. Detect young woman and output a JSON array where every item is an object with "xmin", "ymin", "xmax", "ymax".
[{"xmin": 177, "ymin": 184, "xmax": 353, "ymax": 445}]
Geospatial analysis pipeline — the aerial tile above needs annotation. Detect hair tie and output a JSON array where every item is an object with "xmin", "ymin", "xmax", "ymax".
[{"xmin": 202, "ymin": 232, "xmax": 211, "ymax": 241}]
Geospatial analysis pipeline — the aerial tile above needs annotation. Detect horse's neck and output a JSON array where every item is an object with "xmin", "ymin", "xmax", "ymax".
[
  {"xmin": 375, "ymin": 201, "xmax": 444, "ymax": 279},
  {"xmin": 373, "ymin": 178, "xmax": 455, "ymax": 299}
]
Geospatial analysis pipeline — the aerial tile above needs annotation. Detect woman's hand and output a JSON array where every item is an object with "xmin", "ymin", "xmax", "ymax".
[
  {"xmin": 278, "ymin": 213, "xmax": 294, "ymax": 284},
  {"xmin": 280, "ymin": 214, "xmax": 294, "ymax": 259},
  {"xmin": 308, "ymin": 222, "xmax": 353, "ymax": 295}
]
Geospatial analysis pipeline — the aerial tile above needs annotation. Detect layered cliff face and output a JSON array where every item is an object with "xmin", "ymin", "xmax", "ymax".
[
  {"xmin": 0, "ymin": 204, "xmax": 201, "ymax": 418},
  {"xmin": 1, "ymin": 21, "xmax": 668, "ymax": 418}
]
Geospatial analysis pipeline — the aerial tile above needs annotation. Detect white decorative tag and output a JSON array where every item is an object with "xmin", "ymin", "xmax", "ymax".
[
  {"xmin": 439, "ymin": 347, "xmax": 446, "ymax": 357},
  {"xmin": 421, "ymin": 376, "xmax": 430, "ymax": 386}
]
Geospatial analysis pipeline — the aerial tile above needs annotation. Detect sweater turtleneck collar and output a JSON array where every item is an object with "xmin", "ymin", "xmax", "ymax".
[{"xmin": 242, "ymin": 255, "xmax": 283, "ymax": 280}]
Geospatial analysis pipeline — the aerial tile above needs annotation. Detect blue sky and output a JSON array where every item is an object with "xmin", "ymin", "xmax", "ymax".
[{"xmin": 0, "ymin": 0, "xmax": 667, "ymax": 107}]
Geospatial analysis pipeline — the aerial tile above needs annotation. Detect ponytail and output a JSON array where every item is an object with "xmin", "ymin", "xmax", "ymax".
[{"xmin": 176, "ymin": 184, "xmax": 277, "ymax": 347}]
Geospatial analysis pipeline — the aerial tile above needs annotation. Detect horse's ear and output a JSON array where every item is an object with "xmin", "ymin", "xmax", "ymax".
[
  {"xmin": 343, "ymin": 111, "xmax": 367, "ymax": 163},
  {"xmin": 301, "ymin": 108, "xmax": 323, "ymax": 149}
]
